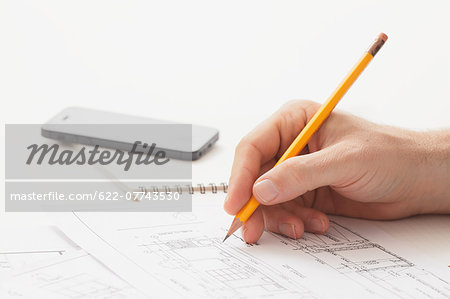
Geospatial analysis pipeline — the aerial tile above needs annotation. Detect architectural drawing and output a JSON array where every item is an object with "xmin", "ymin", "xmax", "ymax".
[
  {"xmin": 275, "ymin": 221, "xmax": 412, "ymax": 272},
  {"xmin": 59, "ymin": 211, "xmax": 449, "ymax": 298},
  {"xmin": 270, "ymin": 221, "xmax": 450, "ymax": 298},
  {"xmin": 126, "ymin": 223, "xmax": 314, "ymax": 298},
  {"xmin": 0, "ymin": 251, "xmax": 146, "ymax": 298},
  {"xmin": 0, "ymin": 226, "xmax": 78, "ymax": 276},
  {"xmin": 0, "ymin": 250, "xmax": 66, "ymax": 274}
]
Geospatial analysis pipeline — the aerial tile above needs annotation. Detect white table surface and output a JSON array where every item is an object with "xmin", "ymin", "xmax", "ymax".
[{"xmin": 1, "ymin": 0, "xmax": 449, "ymax": 265}]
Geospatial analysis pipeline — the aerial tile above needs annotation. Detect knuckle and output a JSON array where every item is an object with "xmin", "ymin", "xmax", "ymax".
[
  {"xmin": 281, "ymin": 99, "xmax": 318, "ymax": 111},
  {"xmin": 235, "ymin": 135, "xmax": 251, "ymax": 154},
  {"xmin": 236, "ymin": 135, "xmax": 259, "ymax": 155},
  {"xmin": 278, "ymin": 100, "xmax": 321, "ymax": 127},
  {"xmin": 281, "ymin": 99, "xmax": 302, "ymax": 110}
]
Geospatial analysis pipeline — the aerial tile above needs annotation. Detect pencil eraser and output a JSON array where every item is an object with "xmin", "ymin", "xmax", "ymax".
[{"xmin": 379, "ymin": 33, "xmax": 388, "ymax": 42}]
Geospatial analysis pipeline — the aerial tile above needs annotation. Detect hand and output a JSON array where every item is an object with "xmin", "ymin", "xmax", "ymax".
[{"xmin": 224, "ymin": 100, "xmax": 450, "ymax": 243}]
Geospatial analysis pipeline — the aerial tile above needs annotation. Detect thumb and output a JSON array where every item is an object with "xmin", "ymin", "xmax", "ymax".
[{"xmin": 252, "ymin": 145, "xmax": 351, "ymax": 205}]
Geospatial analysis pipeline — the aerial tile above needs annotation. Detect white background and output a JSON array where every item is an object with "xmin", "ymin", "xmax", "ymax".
[{"xmin": 1, "ymin": 0, "xmax": 449, "ymax": 261}]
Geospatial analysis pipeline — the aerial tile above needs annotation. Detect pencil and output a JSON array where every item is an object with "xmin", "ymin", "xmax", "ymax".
[{"xmin": 223, "ymin": 33, "xmax": 388, "ymax": 242}]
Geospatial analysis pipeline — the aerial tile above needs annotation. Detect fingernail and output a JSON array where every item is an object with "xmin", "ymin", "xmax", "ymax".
[
  {"xmin": 254, "ymin": 179, "xmax": 279, "ymax": 203},
  {"xmin": 241, "ymin": 226, "xmax": 248, "ymax": 239},
  {"xmin": 308, "ymin": 218, "xmax": 324, "ymax": 233},
  {"xmin": 224, "ymin": 195, "xmax": 229, "ymax": 203},
  {"xmin": 279, "ymin": 223, "xmax": 296, "ymax": 239}
]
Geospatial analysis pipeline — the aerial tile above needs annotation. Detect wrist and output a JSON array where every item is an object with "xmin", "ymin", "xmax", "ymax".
[{"xmin": 414, "ymin": 130, "xmax": 450, "ymax": 214}]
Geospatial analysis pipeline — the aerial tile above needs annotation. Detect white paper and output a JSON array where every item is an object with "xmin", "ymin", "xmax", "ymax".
[
  {"xmin": 57, "ymin": 203, "xmax": 450, "ymax": 298},
  {"xmin": 0, "ymin": 250, "xmax": 146, "ymax": 298},
  {"xmin": 0, "ymin": 226, "xmax": 78, "ymax": 276}
]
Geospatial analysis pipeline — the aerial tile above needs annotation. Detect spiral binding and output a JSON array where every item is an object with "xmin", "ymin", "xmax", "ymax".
[{"xmin": 136, "ymin": 183, "xmax": 228, "ymax": 194}]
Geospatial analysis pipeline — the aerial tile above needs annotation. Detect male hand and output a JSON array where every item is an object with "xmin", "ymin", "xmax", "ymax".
[{"xmin": 224, "ymin": 100, "xmax": 450, "ymax": 243}]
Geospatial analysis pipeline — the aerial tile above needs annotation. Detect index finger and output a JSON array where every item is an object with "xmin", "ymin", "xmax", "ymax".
[
  {"xmin": 224, "ymin": 101, "xmax": 312, "ymax": 215},
  {"xmin": 224, "ymin": 119, "xmax": 280, "ymax": 215}
]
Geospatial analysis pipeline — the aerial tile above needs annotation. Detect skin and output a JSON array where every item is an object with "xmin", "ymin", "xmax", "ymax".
[{"xmin": 224, "ymin": 100, "xmax": 450, "ymax": 244}]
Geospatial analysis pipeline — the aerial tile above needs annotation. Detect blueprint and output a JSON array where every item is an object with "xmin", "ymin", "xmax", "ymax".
[
  {"xmin": 57, "ymin": 206, "xmax": 450, "ymax": 299},
  {"xmin": 270, "ymin": 220, "xmax": 449, "ymax": 298},
  {"xmin": 0, "ymin": 250, "xmax": 146, "ymax": 298},
  {"xmin": 0, "ymin": 226, "xmax": 77, "ymax": 276},
  {"xmin": 0, "ymin": 249, "xmax": 66, "ymax": 276},
  {"xmin": 0, "ymin": 226, "xmax": 147, "ymax": 298}
]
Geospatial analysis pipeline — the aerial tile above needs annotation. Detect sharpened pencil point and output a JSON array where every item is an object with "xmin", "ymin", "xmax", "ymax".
[{"xmin": 223, "ymin": 217, "xmax": 243, "ymax": 243}]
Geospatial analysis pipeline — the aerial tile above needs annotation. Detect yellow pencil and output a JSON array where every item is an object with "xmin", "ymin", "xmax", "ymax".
[{"xmin": 223, "ymin": 33, "xmax": 388, "ymax": 242}]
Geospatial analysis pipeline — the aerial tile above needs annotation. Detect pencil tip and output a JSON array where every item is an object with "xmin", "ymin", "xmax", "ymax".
[
  {"xmin": 223, "ymin": 234, "xmax": 230, "ymax": 242},
  {"xmin": 223, "ymin": 217, "xmax": 243, "ymax": 243}
]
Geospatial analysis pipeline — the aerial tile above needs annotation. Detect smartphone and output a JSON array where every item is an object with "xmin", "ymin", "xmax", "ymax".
[{"xmin": 41, "ymin": 107, "xmax": 219, "ymax": 161}]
